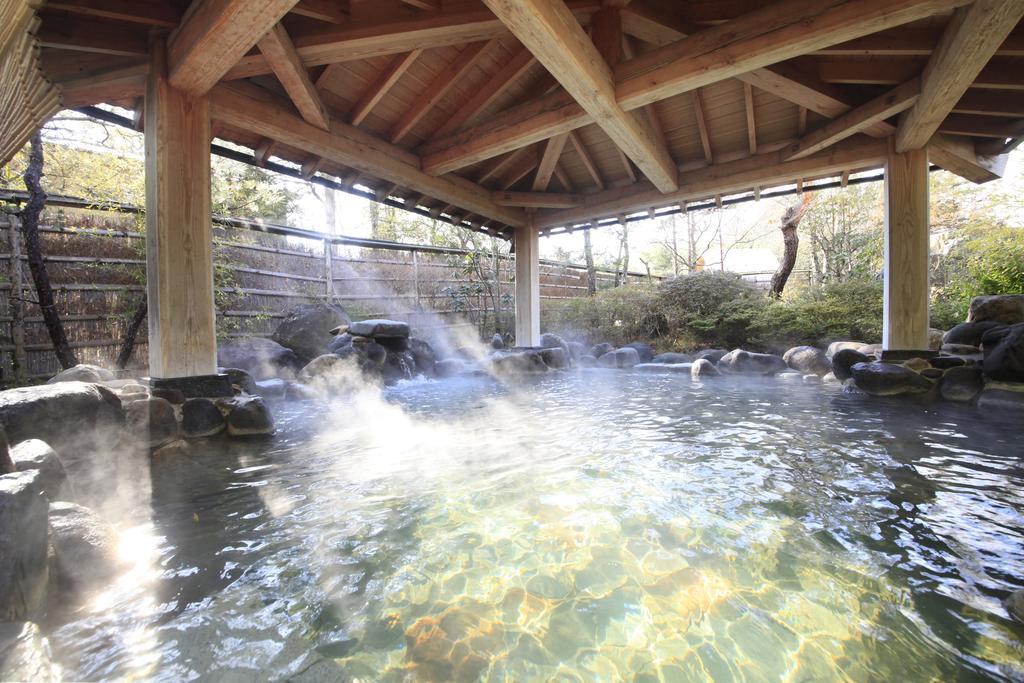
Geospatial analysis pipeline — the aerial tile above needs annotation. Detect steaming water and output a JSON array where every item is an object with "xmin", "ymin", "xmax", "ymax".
[{"xmin": 45, "ymin": 371, "xmax": 1024, "ymax": 681}]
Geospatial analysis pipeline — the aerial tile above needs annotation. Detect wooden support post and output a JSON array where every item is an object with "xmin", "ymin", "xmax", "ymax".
[
  {"xmin": 145, "ymin": 40, "xmax": 217, "ymax": 378},
  {"xmin": 514, "ymin": 223, "xmax": 540, "ymax": 347},
  {"xmin": 883, "ymin": 145, "xmax": 930, "ymax": 351}
]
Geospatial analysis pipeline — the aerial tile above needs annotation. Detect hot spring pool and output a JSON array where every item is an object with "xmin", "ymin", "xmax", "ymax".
[{"xmin": 45, "ymin": 371, "xmax": 1024, "ymax": 681}]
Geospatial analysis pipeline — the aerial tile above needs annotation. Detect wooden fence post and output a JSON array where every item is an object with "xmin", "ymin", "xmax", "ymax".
[{"xmin": 7, "ymin": 216, "xmax": 28, "ymax": 383}]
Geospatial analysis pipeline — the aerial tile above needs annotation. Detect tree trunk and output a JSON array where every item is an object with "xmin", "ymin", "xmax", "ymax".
[
  {"xmin": 115, "ymin": 296, "xmax": 147, "ymax": 369},
  {"xmin": 620, "ymin": 221, "xmax": 630, "ymax": 286},
  {"xmin": 583, "ymin": 228, "xmax": 596, "ymax": 294},
  {"xmin": 769, "ymin": 194, "xmax": 812, "ymax": 298},
  {"xmin": 22, "ymin": 133, "xmax": 78, "ymax": 369}
]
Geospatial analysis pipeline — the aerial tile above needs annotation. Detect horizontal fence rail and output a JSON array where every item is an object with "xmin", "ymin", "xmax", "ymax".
[{"xmin": 0, "ymin": 192, "xmax": 658, "ymax": 382}]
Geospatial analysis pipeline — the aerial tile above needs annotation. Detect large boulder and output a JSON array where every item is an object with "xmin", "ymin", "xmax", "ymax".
[
  {"xmin": 718, "ymin": 349, "xmax": 787, "ymax": 375},
  {"xmin": 783, "ymin": 346, "xmax": 830, "ymax": 376},
  {"xmin": 491, "ymin": 349, "xmax": 548, "ymax": 374},
  {"xmin": 48, "ymin": 502, "xmax": 119, "ymax": 591},
  {"xmin": 0, "ymin": 470, "xmax": 48, "ymax": 620},
  {"xmin": 694, "ymin": 349, "xmax": 728, "ymax": 364},
  {"xmin": 826, "ymin": 340, "xmax": 867, "ymax": 359},
  {"xmin": 9, "ymin": 440, "xmax": 67, "ymax": 501},
  {"xmin": 981, "ymin": 323, "xmax": 1024, "ymax": 383},
  {"xmin": 46, "ymin": 364, "xmax": 114, "ymax": 385},
  {"xmin": 298, "ymin": 353, "xmax": 357, "ymax": 391},
  {"xmin": 223, "ymin": 396, "xmax": 275, "ymax": 436},
  {"xmin": 968, "ymin": 295, "xmax": 1024, "ymax": 325},
  {"xmin": 0, "ymin": 428, "xmax": 13, "ymax": 475},
  {"xmin": 540, "ymin": 333, "xmax": 569, "ymax": 353},
  {"xmin": 490, "ymin": 333, "xmax": 505, "ymax": 350},
  {"xmin": 621, "ymin": 342, "xmax": 654, "ymax": 363},
  {"xmin": 943, "ymin": 321, "xmax": 1007, "ymax": 348},
  {"xmin": 977, "ymin": 383, "xmax": 1024, "ymax": 415},
  {"xmin": 272, "ymin": 303, "xmax": 351, "ymax": 364},
  {"xmin": 939, "ymin": 366, "xmax": 984, "ymax": 403},
  {"xmin": 124, "ymin": 396, "xmax": 179, "ymax": 449},
  {"xmin": 928, "ymin": 328, "xmax": 944, "ymax": 351},
  {"xmin": 567, "ymin": 341, "xmax": 586, "ymax": 361},
  {"xmin": 691, "ymin": 358, "xmax": 720, "ymax": 378},
  {"xmin": 589, "ymin": 343, "xmax": 614, "ymax": 359},
  {"xmin": 850, "ymin": 362, "xmax": 932, "ymax": 396},
  {"xmin": 222, "ymin": 368, "xmax": 257, "ymax": 394},
  {"xmin": 408, "ymin": 338, "xmax": 436, "ymax": 377},
  {"xmin": 652, "ymin": 352, "xmax": 693, "ymax": 364},
  {"xmin": 181, "ymin": 398, "xmax": 226, "ymax": 438},
  {"xmin": 217, "ymin": 337, "xmax": 300, "ymax": 380},
  {"xmin": 832, "ymin": 348, "xmax": 872, "ymax": 381},
  {"xmin": 597, "ymin": 347, "xmax": 640, "ymax": 369},
  {"xmin": 347, "ymin": 319, "xmax": 410, "ymax": 338}
]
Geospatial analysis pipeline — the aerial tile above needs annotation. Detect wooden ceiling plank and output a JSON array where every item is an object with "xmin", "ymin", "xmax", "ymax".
[
  {"xmin": 482, "ymin": 0, "xmax": 678, "ymax": 192},
  {"xmin": 389, "ymin": 39, "xmax": 493, "ymax": 144},
  {"xmin": 168, "ymin": 0, "xmax": 300, "ymax": 95},
  {"xmin": 743, "ymin": 81, "xmax": 757, "ymax": 155},
  {"xmin": 43, "ymin": 0, "xmax": 180, "ymax": 27},
  {"xmin": 785, "ymin": 78, "xmax": 921, "ymax": 160},
  {"xmin": 258, "ymin": 23, "xmax": 331, "ymax": 130},
  {"xmin": 953, "ymin": 90, "xmax": 1024, "ymax": 117},
  {"xmin": 492, "ymin": 191, "xmax": 583, "ymax": 208},
  {"xmin": 37, "ymin": 14, "xmax": 150, "ymax": 55},
  {"xmin": 895, "ymin": 0, "xmax": 1024, "ymax": 152},
  {"xmin": 291, "ymin": 0, "xmax": 348, "ymax": 23},
  {"xmin": 533, "ymin": 133, "xmax": 570, "ymax": 191},
  {"xmin": 553, "ymin": 163, "xmax": 575, "ymax": 191},
  {"xmin": 349, "ymin": 48, "xmax": 422, "ymax": 126},
  {"xmin": 209, "ymin": 81, "xmax": 526, "ymax": 227},
  {"xmin": 400, "ymin": 0, "xmax": 439, "ymax": 9},
  {"xmin": 937, "ymin": 113, "xmax": 1024, "ymax": 138},
  {"xmin": 53, "ymin": 59, "xmax": 149, "ymax": 108}
]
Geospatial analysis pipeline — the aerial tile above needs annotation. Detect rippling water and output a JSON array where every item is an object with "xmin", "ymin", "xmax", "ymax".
[{"xmin": 45, "ymin": 371, "xmax": 1024, "ymax": 681}]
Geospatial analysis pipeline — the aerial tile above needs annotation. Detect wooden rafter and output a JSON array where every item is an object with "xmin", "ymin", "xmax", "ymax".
[
  {"xmin": 44, "ymin": 0, "xmax": 180, "ymax": 27},
  {"xmin": 389, "ymin": 39, "xmax": 493, "ymax": 144},
  {"xmin": 785, "ymin": 78, "xmax": 921, "ymax": 160},
  {"xmin": 929, "ymin": 133, "xmax": 1008, "ymax": 183},
  {"xmin": 937, "ymin": 114, "xmax": 1024, "ymax": 138},
  {"xmin": 400, "ymin": 0, "xmax": 439, "ymax": 9},
  {"xmin": 895, "ymin": 0, "xmax": 1024, "ymax": 152},
  {"xmin": 292, "ymin": 0, "xmax": 348, "ymax": 23},
  {"xmin": 692, "ymin": 88, "xmax": 713, "ymax": 163},
  {"xmin": 743, "ymin": 82, "xmax": 757, "ymax": 155},
  {"xmin": 258, "ymin": 23, "xmax": 331, "ymax": 130},
  {"xmin": 482, "ymin": 0, "xmax": 678, "ymax": 192},
  {"xmin": 350, "ymin": 49, "xmax": 421, "ymax": 126},
  {"xmin": 493, "ymin": 191, "xmax": 582, "ymax": 208},
  {"xmin": 533, "ymin": 133, "xmax": 569, "ymax": 191},
  {"xmin": 168, "ymin": 0, "xmax": 300, "ymax": 95},
  {"xmin": 568, "ymin": 130, "xmax": 605, "ymax": 189}
]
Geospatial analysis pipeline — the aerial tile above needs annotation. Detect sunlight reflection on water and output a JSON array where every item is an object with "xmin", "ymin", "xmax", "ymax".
[{"xmin": 47, "ymin": 371, "xmax": 1024, "ymax": 681}]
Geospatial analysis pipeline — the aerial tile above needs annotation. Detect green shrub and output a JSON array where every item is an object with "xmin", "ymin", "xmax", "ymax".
[
  {"xmin": 542, "ymin": 285, "xmax": 664, "ymax": 347},
  {"xmin": 935, "ymin": 227, "xmax": 1024, "ymax": 325},
  {"xmin": 655, "ymin": 271, "xmax": 766, "ymax": 349},
  {"xmin": 751, "ymin": 279, "xmax": 883, "ymax": 351}
]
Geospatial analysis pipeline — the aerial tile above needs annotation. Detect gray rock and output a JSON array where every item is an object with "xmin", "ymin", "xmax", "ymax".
[
  {"xmin": 224, "ymin": 396, "xmax": 275, "ymax": 436},
  {"xmin": 589, "ymin": 343, "xmax": 614, "ymax": 359},
  {"xmin": 408, "ymin": 338, "xmax": 436, "ymax": 377},
  {"xmin": 802, "ymin": 374, "xmax": 821, "ymax": 384},
  {"xmin": 382, "ymin": 350, "xmax": 417, "ymax": 382},
  {"xmin": 783, "ymin": 346, "xmax": 831, "ymax": 376},
  {"xmin": 921, "ymin": 368, "xmax": 945, "ymax": 381},
  {"xmin": 0, "ymin": 470, "xmax": 48, "ymax": 620},
  {"xmin": 652, "ymin": 352, "xmax": 693, "ymax": 364},
  {"xmin": 273, "ymin": 303, "xmax": 351, "ymax": 363},
  {"xmin": 490, "ymin": 333, "xmax": 505, "ymax": 350},
  {"xmin": 10, "ymin": 440, "xmax": 67, "ymax": 501},
  {"xmin": 298, "ymin": 354, "xmax": 347, "ymax": 385},
  {"xmin": 777, "ymin": 372, "xmax": 803, "ymax": 381},
  {"xmin": 821, "ymin": 372, "xmax": 840, "ymax": 384},
  {"xmin": 152, "ymin": 439, "xmax": 191, "ymax": 460},
  {"xmin": 691, "ymin": 358, "xmax": 720, "ymax": 378},
  {"xmin": 579, "ymin": 355, "xmax": 598, "ymax": 367},
  {"xmin": 567, "ymin": 341, "xmax": 587, "ymax": 361},
  {"xmin": 976, "ymin": 384, "xmax": 1024, "ymax": 415},
  {"xmin": 931, "ymin": 356, "xmax": 967, "ymax": 370},
  {"xmin": 492, "ymin": 350, "xmax": 548, "ymax": 374},
  {"xmin": 48, "ymin": 502, "xmax": 119, "ymax": 591},
  {"xmin": 621, "ymin": 342, "xmax": 655, "ymax": 363},
  {"xmin": 635, "ymin": 363, "xmax": 692, "ymax": 374},
  {"xmin": 0, "ymin": 622, "xmax": 59, "ymax": 682},
  {"xmin": 860, "ymin": 343, "xmax": 883, "ymax": 358},
  {"xmin": 850, "ymin": 362, "xmax": 932, "ymax": 396},
  {"xmin": 943, "ymin": 321, "xmax": 1007, "ymax": 347},
  {"xmin": 46, "ymin": 363, "xmax": 114, "ymax": 385},
  {"xmin": 253, "ymin": 378, "xmax": 288, "ymax": 400},
  {"xmin": 217, "ymin": 337, "xmax": 300, "ymax": 380},
  {"xmin": 826, "ymin": 341, "xmax": 868, "ymax": 360},
  {"xmin": 982, "ymin": 323, "xmax": 1024, "ymax": 383},
  {"xmin": 939, "ymin": 366, "xmax": 984, "ymax": 402},
  {"xmin": 928, "ymin": 328, "xmax": 944, "ymax": 351},
  {"xmin": 181, "ymin": 398, "xmax": 226, "ymax": 438},
  {"xmin": 540, "ymin": 333, "xmax": 569, "ymax": 353},
  {"xmin": 119, "ymin": 383, "xmax": 148, "ymax": 398},
  {"xmin": 1005, "ymin": 590, "xmax": 1024, "ymax": 624},
  {"xmin": 285, "ymin": 382, "xmax": 318, "ymax": 401},
  {"xmin": 538, "ymin": 347, "xmax": 570, "ymax": 369},
  {"xmin": 125, "ymin": 397, "xmax": 179, "ymax": 449},
  {"xmin": 597, "ymin": 347, "xmax": 640, "ymax": 369},
  {"xmin": 968, "ymin": 294, "xmax": 1024, "ymax": 325},
  {"xmin": 832, "ymin": 348, "xmax": 872, "ymax": 381},
  {"xmin": 151, "ymin": 386, "xmax": 185, "ymax": 404},
  {"xmin": 0, "ymin": 427, "xmax": 13, "ymax": 475},
  {"xmin": 941, "ymin": 343, "xmax": 983, "ymax": 357},
  {"xmin": 718, "ymin": 349, "xmax": 787, "ymax": 375},
  {"xmin": 327, "ymin": 332, "xmax": 353, "ymax": 354},
  {"xmin": 434, "ymin": 358, "xmax": 464, "ymax": 378},
  {"xmin": 347, "ymin": 319, "xmax": 410, "ymax": 338},
  {"xmin": 694, "ymin": 349, "xmax": 728, "ymax": 364},
  {"xmin": 222, "ymin": 368, "xmax": 257, "ymax": 394}
]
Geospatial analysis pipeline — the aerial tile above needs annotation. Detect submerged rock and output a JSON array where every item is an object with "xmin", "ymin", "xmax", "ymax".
[
  {"xmin": 597, "ymin": 347, "xmax": 640, "ymax": 369},
  {"xmin": 181, "ymin": 398, "xmax": 226, "ymax": 438},
  {"xmin": 47, "ymin": 364, "xmax": 114, "ymax": 385},
  {"xmin": 125, "ymin": 396, "xmax": 179, "ymax": 449},
  {"xmin": 48, "ymin": 502, "xmax": 119, "ymax": 591},
  {"xmin": 691, "ymin": 358, "xmax": 720, "ymax": 378},
  {"xmin": 0, "ymin": 622, "xmax": 59, "ymax": 682},
  {"xmin": 434, "ymin": 358, "xmax": 465, "ymax": 378},
  {"xmin": 10, "ymin": 440, "xmax": 67, "ymax": 501},
  {"xmin": 982, "ymin": 323, "xmax": 1024, "ymax": 383},
  {"xmin": 217, "ymin": 337, "xmax": 299, "ymax": 380},
  {"xmin": 831, "ymin": 348, "xmax": 872, "ymax": 381},
  {"xmin": 347, "ymin": 319, "xmax": 410, "ymax": 338},
  {"xmin": 652, "ymin": 352, "xmax": 693, "ymax": 364},
  {"xmin": 939, "ymin": 366, "xmax": 984, "ymax": 402},
  {"xmin": 976, "ymin": 383, "xmax": 1024, "ymax": 415},
  {"xmin": 273, "ymin": 303, "xmax": 351, "ymax": 364},
  {"xmin": 1005, "ymin": 590, "xmax": 1024, "ymax": 624},
  {"xmin": 850, "ymin": 362, "xmax": 932, "ymax": 396},
  {"xmin": 783, "ymin": 346, "xmax": 830, "ymax": 376},
  {"xmin": 223, "ymin": 396, "xmax": 275, "ymax": 436},
  {"xmin": 968, "ymin": 294, "xmax": 1024, "ymax": 325},
  {"xmin": 0, "ymin": 470, "xmax": 48, "ymax": 620},
  {"xmin": 718, "ymin": 349, "xmax": 787, "ymax": 375}
]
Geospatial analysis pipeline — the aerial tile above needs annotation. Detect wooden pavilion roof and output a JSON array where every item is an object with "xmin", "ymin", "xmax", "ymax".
[{"xmin": 3, "ymin": 0, "xmax": 1023, "ymax": 238}]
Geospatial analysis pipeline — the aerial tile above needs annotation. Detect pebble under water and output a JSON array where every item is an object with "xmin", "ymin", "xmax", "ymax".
[{"xmin": 44, "ymin": 371, "xmax": 1024, "ymax": 681}]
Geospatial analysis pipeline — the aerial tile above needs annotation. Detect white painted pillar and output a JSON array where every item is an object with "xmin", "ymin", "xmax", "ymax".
[
  {"xmin": 883, "ymin": 145, "xmax": 930, "ymax": 351},
  {"xmin": 145, "ymin": 40, "xmax": 217, "ymax": 378},
  {"xmin": 514, "ymin": 224, "xmax": 540, "ymax": 347}
]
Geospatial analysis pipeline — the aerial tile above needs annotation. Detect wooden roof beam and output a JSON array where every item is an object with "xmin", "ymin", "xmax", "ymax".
[
  {"xmin": 785, "ymin": 78, "xmax": 921, "ymax": 160},
  {"xmin": 929, "ymin": 133, "xmax": 1008, "ymax": 183},
  {"xmin": 692, "ymin": 88, "xmax": 713, "ymax": 163},
  {"xmin": 493, "ymin": 191, "xmax": 584, "ymax": 208},
  {"xmin": 743, "ymin": 82, "xmax": 757, "ymax": 155},
  {"xmin": 482, "ymin": 0, "xmax": 677, "ymax": 192},
  {"xmin": 292, "ymin": 0, "xmax": 348, "ymax": 23},
  {"xmin": 349, "ymin": 49, "xmax": 421, "ymax": 126},
  {"xmin": 209, "ymin": 81, "xmax": 527, "ymax": 227},
  {"xmin": 568, "ymin": 130, "xmax": 605, "ymax": 189},
  {"xmin": 168, "ymin": 0, "xmax": 300, "ymax": 95},
  {"xmin": 400, "ymin": 0, "xmax": 439, "ymax": 9},
  {"xmin": 895, "ymin": 0, "xmax": 1024, "ymax": 152},
  {"xmin": 44, "ymin": 0, "xmax": 180, "ymax": 27},
  {"xmin": 533, "ymin": 133, "xmax": 569, "ymax": 191},
  {"xmin": 258, "ymin": 23, "xmax": 331, "ymax": 130}
]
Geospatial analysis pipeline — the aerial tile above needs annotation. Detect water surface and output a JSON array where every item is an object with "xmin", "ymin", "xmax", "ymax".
[{"xmin": 48, "ymin": 371, "xmax": 1024, "ymax": 681}]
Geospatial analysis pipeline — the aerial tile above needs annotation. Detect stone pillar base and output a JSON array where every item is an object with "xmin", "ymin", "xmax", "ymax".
[{"xmin": 148, "ymin": 374, "xmax": 232, "ymax": 399}]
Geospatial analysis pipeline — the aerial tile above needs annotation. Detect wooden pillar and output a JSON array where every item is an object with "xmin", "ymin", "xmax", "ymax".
[
  {"xmin": 883, "ymin": 145, "xmax": 930, "ymax": 351},
  {"xmin": 145, "ymin": 40, "xmax": 217, "ymax": 378},
  {"xmin": 514, "ymin": 224, "xmax": 540, "ymax": 347}
]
